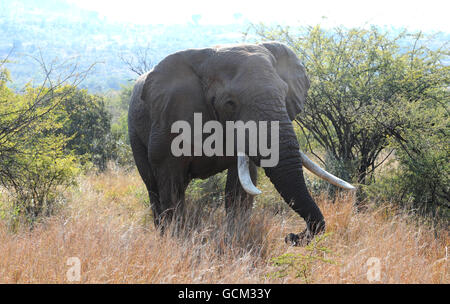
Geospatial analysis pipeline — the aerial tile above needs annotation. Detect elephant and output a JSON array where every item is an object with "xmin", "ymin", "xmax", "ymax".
[{"xmin": 128, "ymin": 41, "xmax": 355, "ymax": 245}]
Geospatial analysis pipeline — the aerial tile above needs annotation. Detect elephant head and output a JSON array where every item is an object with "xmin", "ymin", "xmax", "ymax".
[{"xmin": 137, "ymin": 42, "xmax": 354, "ymax": 242}]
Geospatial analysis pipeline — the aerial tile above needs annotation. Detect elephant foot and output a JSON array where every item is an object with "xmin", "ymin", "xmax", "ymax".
[
  {"xmin": 285, "ymin": 219, "xmax": 326, "ymax": 246},
  {"xmin": 284, "ymin": 229, "xmax": 312, "ymax": 246}
]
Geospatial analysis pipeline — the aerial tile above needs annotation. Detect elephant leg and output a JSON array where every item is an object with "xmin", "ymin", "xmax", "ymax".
[
  {"xmin": 225, "ymin": 160, "xmax": 258, "ymax": 227},
  {"xmin": 153, "ymin": 158, "xmax": 188, "ymax": 235},
  {"xmin": 129, "ymin": 134, "xmax": 161, "ymax": 227}
]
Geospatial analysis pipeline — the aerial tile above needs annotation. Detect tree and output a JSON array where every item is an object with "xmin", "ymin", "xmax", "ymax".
[
  {"xmin": 250, "ymin": 25, "xmax": 449, "ymax": 185},
  {"xmin": 54, "ymin": 87, "xmax": 113, "ymax": 170},
  {"xmin": 369, "ymin": 93, "xmax": 449, "ymax": 219},
  {"xmin": 0, "ymin": 53, "xmax": 91, "ymax": 224},
  {"xmin": 107, "ymin": 84, "xmax": 134, "ymax": 167}
]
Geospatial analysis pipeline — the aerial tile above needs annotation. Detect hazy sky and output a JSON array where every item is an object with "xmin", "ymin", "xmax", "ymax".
[{"xmin": 67, "ymin": 0, "xmax": 449, "ymax": 32}]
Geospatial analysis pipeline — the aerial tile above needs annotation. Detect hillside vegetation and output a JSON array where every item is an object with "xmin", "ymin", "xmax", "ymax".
[{"xmin": 0, "ymin": 0, "xmax": 244, "ymax": 92}]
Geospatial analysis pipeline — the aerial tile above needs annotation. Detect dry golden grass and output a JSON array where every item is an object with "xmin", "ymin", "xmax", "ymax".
[{"xmin": 0, "ymin": 167, "xmax": 448, "ymax": 283}]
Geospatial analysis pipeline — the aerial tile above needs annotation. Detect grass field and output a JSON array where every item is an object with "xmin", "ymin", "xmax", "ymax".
[{"xmin": 0, "ymin": 167, "xmax": 448, "ymax": 283}]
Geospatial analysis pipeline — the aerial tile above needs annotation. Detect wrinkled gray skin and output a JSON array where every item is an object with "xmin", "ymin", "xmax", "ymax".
[{"xmin": 128, "ymin": 42, "xmax": 325, "ymax": 245}]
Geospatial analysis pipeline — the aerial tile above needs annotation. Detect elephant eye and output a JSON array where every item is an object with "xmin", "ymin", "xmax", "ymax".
[{"xmin": 224, "ymin": 100, "xmax": 237, "ymax": 112}]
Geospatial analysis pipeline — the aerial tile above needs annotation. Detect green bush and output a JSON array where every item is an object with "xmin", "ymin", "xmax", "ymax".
[
  {"xmin": 186, "ymin": 172, "xmax": 227, "ymax": 206},
  {"xmin": 105, "ymin": 85, "xmax": 134, "ymax": 168},
  {"xmin": 110, "ymin": 111, "xmax": 134, "ymax": 168},
  {"xmin": 2, "ymin": 136, "xmax": 79, "ymax": 226},
  {"xmin": 0, "ymin": 72, "xmax": 80, "ymax": 226},
  {"xmin": 367, "ymin": 98, "xmax": 449, "ymax": 222},
  {"xmin": 268, "ymin": 233, "xmax": 338, "ymax": 283},
  {"xmin": 54, "ymin": 87, "xmax": 113, "ymax": 170}
]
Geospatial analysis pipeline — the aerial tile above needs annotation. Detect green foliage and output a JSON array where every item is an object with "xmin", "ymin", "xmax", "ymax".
[
  {"xmin": 367, "ymin": 97, "xmax": 449, "ymax": 221},
  {"xmin": 250, "ymin": 24, "xmax": 449, "ymax": 220},
  {"xmin": 250, "ymin": 25, "xmax": 449, "ymax": 187},
  {"xmin": 2, "ymin": 136, "xmax": 79, "ymax": 226},
  {"xmin": 268, "ymin": 233, "xmax": 338, "ymax": 283},
  {"xmin": 107, "ymin": 84, "xmax": 134, "ymax": 167},
  {"xmin": 186, "ymin": 172, "xmax": 227, "ymax": 205},
  {"xmin": 0, "ymin": 73, "xmax": 80, "ymax": 225},
  {"xmin": 107, "ymin": 85, "xmax": 133, "ymax": 120},
  {"xmin": 54, "ymin": 87, "xmax": 113, "ymax": 170}
]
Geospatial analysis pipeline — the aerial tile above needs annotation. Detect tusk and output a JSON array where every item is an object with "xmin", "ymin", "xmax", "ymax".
[
  {"xmin": 300, "ymin": 151, "xmax": 356, "ymax": 191},
  {"xmin": 237, "ymin": 153, "xmax": 262, "ymax": 195}
]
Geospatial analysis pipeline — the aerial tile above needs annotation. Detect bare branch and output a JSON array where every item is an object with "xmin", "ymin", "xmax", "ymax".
[{"xmin": 119, "ymin": 44, "xmax": 154, "ymax": 77}]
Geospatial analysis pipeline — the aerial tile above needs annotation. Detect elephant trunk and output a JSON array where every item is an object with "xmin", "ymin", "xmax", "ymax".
[{"xmin": 263, "ymin": 121, "xmax": 325, "ymax": 235}]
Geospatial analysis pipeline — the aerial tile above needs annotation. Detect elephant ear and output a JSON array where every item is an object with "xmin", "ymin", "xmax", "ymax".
[
  {"xmin": 140, "ymin": 48, "xmax": 214, "ymax": 127},
  {"xmin": 139, "ymin": 48, "xmax": 214, "ymax": 161},
  {"xmin": 261, "ymin": 42, "xmax": 310, "ymax": 120}
]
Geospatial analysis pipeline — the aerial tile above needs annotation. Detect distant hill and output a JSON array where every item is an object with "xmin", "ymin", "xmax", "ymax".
[
  {"xmin": 1, "ymin": 0, "xmax": 448, "ymax": 92},
  {"xmin": 0, "ymin": 0, "xmax": 246, "ymax": 92}
]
